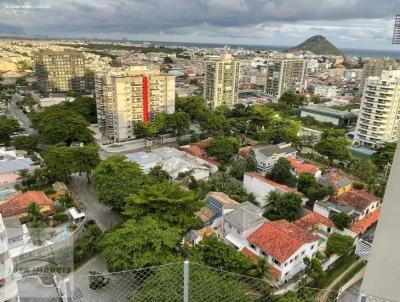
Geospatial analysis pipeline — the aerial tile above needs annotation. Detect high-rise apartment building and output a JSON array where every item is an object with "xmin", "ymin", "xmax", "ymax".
[
  {"xmin": 359, "ymin": 58, "xmax": 397, "ymax": 96},
  {"xmin": 0, "ymin": 214, "xmax": 19, "ymax": 302},
  {"xmin": 204, "ymin": 54, "xmax": 240, "ymax": 109},
  {"xmin": 95, "ymin": 66, "xmax": 175, "ymax": 142},
  {"xmin": 34, "ymin": 49, "xmax": 86, "ymax": 93},
  {"xmin": 264, "ymin": 59, "xmax": 307, "ymax": 99},
  {"xmin": 353, "ymin": 70, "xmax": 400, "ymax": 147}
]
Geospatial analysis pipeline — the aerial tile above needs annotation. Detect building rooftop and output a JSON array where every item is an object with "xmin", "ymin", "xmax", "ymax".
[
  {"xmin": 0, "ymin": 157, "xmax": 35, "ymax": 174},
  {"xmin": 224, "ymin": 202, "xmax": 265, "ymax": 232},
  {"xmin": 335, "ymin": 190, "xmax": 381, "ymax": 212},
  {"xmin": 351, "ymin": 208, "xmax": 381, "ymax": 235},
  {"xmin": 0, "ymin": 191, "xmax": 54, "ymax": 218},
  {"xmin": 287, "ymin": 156, "xmax": 320, "ymax": 175},
  {"xmin": 245, "ymin": 172, "xmax": 296, "ymax": 193},
  {"xmin": 301, "ymin": 105, "xmax": 357, "ymax": 119},
  {"xmin": 255, "ymin": 143, "xmax": 296, "ymax": 158},
  {"xmin": 247, "ymin": 220, "xmax": 318, "ymax": 263},
  {"xmin": 152, "ymin": 147, "xmax": 183, "ymax": 160},
  {"xmin": 295, "ymin": 211, "xmax": 334, "ymax": 230},
  {"xmin": 125, "ymin": 151, "xmax": 162, "ymax": 166},
  {"xmin": 319, "ymin": 171, "xmax": 353, "ymax": 189}
]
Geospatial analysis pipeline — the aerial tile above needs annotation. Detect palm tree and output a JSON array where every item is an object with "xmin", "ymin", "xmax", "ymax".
[
  {"xmin": 18, "ymin": 169, "xmax": 30, "ymax": 188},
  {"xmin": 26, "ymin": 202, "xmax": 43, "ymax": 224}
]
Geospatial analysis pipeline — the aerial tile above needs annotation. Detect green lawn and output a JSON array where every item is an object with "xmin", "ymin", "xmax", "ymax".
[{"xmin": 320, "ymin": 252, "xmax": 358, "ymax": 288}]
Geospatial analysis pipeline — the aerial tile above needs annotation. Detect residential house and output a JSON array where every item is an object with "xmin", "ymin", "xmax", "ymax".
[
  {"xmin": 0, "ymin": 191, "xmax": 54, "ymax": 218},
  {"xmin": 125, "ymin": 151, "xmax": 162, "ymax": 173},
  {"xmin": 318, "ymin": 171, "xmax": 353, "ymax": 196},
  {"xmin": 243, "ymin": 172, "xmax": 302, "ymax": 207},
  {"xmin": 181, "ymin": 138, "xmax": 219, "ymax": 173},
  {"xmin": 253, "ymin": 143, "xmax": 297, "ymax": 176},
  {"xmin": 287, "ymin": 156, "xmax": 321, "ymax": 179},
  {"xmin": 222, "ymin": 202, "xmax": 265, "ymax": 250},
  {"xmin": 184, "ymin": 192, "xmax": 239, "ymax": 245},
  {"xmin": 246, "ymin": 220, "xmax": 319, "ymax": 284},
  {"xmin": 0, "ymin": 155, "xmax": 35, "ymax": 191},
  {"xmin": 335, "ymin": 190, "xmax": 381, "ymax": 220}
]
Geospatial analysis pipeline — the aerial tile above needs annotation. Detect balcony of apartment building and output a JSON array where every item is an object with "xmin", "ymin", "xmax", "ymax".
[{"xmin": 0, "ymin": 275, "xmax": 19, "ymax": 302}]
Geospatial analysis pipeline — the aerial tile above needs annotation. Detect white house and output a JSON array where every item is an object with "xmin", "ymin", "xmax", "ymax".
[
  {"xmin": 243, "ymin": 172, "xmax": 298, "ymax": 206},
  {"xmin": 253, "ymin": 143, "xmax": 297, "ymax": 176},
  {"xmin": 245, "ymin": 220, "xmax": 319, "ymax": 284},
  {"xmin": 221, "ymin": 202, "xmax": 265, "ymax": 250}
]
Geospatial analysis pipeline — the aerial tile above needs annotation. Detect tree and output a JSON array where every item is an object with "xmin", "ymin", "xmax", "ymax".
[
  {"xmin": 148, "ymin": 164, "xmax": 169, "ymax": 182},
  {"xmin": 92, "ymin": 156, "xmax": 147, "ymax": 210},
  {"xmin": 201, "ymin": 112, "xmax": 230, "ymax": 135},
  {"xmin": 297, "ymin": 173, "xmax": 318, "ymax": 195},
  {"xmin": 372, "ymin": 142, "xmax": 397, "ymax": 171},
  {"xmin": 304, "ymin": 257, "xmax": 326, "ymax": 287},
  {"xmin": 43, "ymin": 145, "xmax": 75, "ymax": 183},
  {"xmin": 124, "ymin": 181, "xmax": 204, "ymax": 231},
  {"xmin": 166, "ymin": 112, "xmax": 190, "ymax": 137},
  {"xmin": 176, "ymin": 96, "xmax": 209, "ymax": 122},
  {"xmin": 259, "ymin": 120, "xmax": 301, "ymax": 146},
  {"xmin": 315, "ymin": 130, "xmax": 351, "ymax": 162},
  {"xmin": 71, "ymin": 145, "xmax": 100, "ymax": 180},
  {"xmin": 26, "ymin": 202, "xmax": 44, "ymax": 223},
  {"xmin": 332, "ymin": 212, "xmax": 351, "ymax": 231},
  {"xmin": 326, "ymin": 233, "xmax": 354, "ymax": 256},
  {"xmin": 229, "ymin": 156, "xmax": 256, "ymax": 180},
  {"xmin": 189, "ymin": 235, "xmax": 254, "ymax": 275},
  {"xmin": 13, "ymin": 135, "xmax": 40, "ymax": 152},
  {"xmin": 68, "ymin": 96, "xmax": 97, "ymax": 123},
  {"xmin": 0, "ymin": 118, "xmax": 20, "ymax": 145},
  {"xmin": 31, "ymin": 106, "xmax": 92, "ymax": 144},
  {"xmin": 265, "ymin": 191, "xmax": 303, "ymax": 222},
  {"xmin": 279, "ymin": 91, "xmax": 305, "ymax": 107},
  {"xmin": 134, "ymin": 121, "xmax": 157, "ymax": 138},
  {"xmin": 297, "ymin": 172, "xmax": 334, "ymax": 203},
  {"xmin": 100, "ymin": 217, "xmax": 182, "ymax": 271},
  {"xmin": 348, "ymin": 159, "xmax": 377, "ymax": 182},
  {"xmin": 267, "ymin": 158, "xmax": 297, "ymax": 187},
  {"xmin": 206, "ymin": 136, "xmax": 239, "ymax": 162},
  {"xmin": 18, "ymin": 169, "xmax": 31, "ymax": 188}
]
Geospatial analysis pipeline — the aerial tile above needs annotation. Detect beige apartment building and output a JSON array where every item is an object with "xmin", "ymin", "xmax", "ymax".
[
  {"xmin": 204, "ymin": 54, "xmax": 240, "ymax": 109},
  {"xmin": 95, "ymin": 66, "xmax": 175, "ymax": 142},
  {"xmin": 353, "ymin": 70, "xmax": 400, "ymax": 147},
  {"xmin": 264, "ymin": 58, "xmax": 307, "ymax": 99},
  {"xmin": 33, "ymin": 49, "xmax": 86, "ymax": 93},
  {"xmin": 359, "ymin": 58, "xmax": 397, "ymax": 96}
]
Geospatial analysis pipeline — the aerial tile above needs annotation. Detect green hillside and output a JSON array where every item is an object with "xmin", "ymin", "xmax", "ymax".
[{"xmin": 288, "ymin": 35, "xmax": 343, "ymax": 56}]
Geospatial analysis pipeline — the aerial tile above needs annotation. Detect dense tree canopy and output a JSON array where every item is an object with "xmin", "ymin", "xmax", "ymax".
[
  {"xmin": 348, "ymin": 159, "xmax": 377, "ymax": 182},
  {"xmin": 326, "ymin": 233, "xmax": 354, "ymax": 256},
  {"xmin": 267, "ymin": 157, "xmax": 297, "ymax": 187},
  {"xmin": 175, "ymin": 96, "xmax": 209, "ymax": 122},
  {"xmin": 124, "ymin": 181, "xmax": 204, "ymax": 231},
  {"xmin": 297, "ymin": 172, "xmax": 335, "ymax": 202},
  {"xmin": 31, "ymin": 106, "xmax": 93, "ymax": 144},
  {"xmin": 12, "ymin": 135, "xmax": 40, "ymax": 152},
  {"xmin": 43, "ymin": 144, "xmax": 100, "ymax": 183},
  {"xmin": 201, "ymin": 112, "xmax": 230, "ymax": 135},
  {"xmin": 134, "ymin": 121, "xmax": 157, "ymax": 138},
  {"xmin": 332, "ymin": 212, "xmax": 351, "ymax": 231},
  {"xmin": 315, "ymin": 129, "xmax": 351, "ymax": 162},
  {"xmin": 206, "ymin": 136, "xmax": 239, "ymax": 162},
  {"xmin": 372, "ymin": 142, "xmax": 397, "ymax": 172},
  {"xmin": 229, "ymin": 156, "xmax": 257, "ymax": 180},
  {"xmin": 101, "ymin": 217, "xmax": 182, "ymax": 271},
  {"xmin": 265, "ymin": 191, "xmax": 302, "ymax": 222},
  {"xmin": 189, "ymin": 235, "xmax": 254, "ymax": 275},
  {"xmin": 92, "ymin": 156, "xmax": 147, "ymax": 210},
  {"xmin": 304, "ymin": 257, "xmax": 326, "ymax": 288},
  {"xmin": 0, "ymin": 118, "xmax": 20, "ymax": 145}
]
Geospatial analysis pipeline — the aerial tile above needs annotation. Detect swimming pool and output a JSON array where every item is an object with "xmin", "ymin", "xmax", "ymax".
[{"xmin": 0, "ymin": 189, "xmax": 12, "ymax": 196}]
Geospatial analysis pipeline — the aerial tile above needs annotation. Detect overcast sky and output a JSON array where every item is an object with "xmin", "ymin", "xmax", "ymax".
[{"xmin": 1, "ymin": 0, "xmax": 400, "ymax": 50}]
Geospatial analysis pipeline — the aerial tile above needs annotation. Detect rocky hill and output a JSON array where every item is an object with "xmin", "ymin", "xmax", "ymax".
[{"xmin": 288, "ymin": 35, "xmax": 343, "ymax": 56}]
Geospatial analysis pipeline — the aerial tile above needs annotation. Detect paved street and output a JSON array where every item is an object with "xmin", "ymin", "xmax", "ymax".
[
  {"xmin": 9, "ymin": 99, "xmax": 38, "ymax": 135},
  {"xmin": 69, "ymin": 175, "xmax": 123, "ymax": 231}
]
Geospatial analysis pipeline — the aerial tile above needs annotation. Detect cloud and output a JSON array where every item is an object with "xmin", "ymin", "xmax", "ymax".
[{"xmin": 0, "ymin": 0, "xmax": 399, "ymax": 48}]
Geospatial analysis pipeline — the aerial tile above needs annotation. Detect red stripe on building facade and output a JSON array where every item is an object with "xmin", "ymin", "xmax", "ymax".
[{"xmin": 142, "ymin": 75, "xmax": 149, "ymax": 122}]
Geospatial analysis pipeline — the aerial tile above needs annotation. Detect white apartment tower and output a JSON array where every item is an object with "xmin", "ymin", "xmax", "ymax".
[
  {"xmin": 353, "ymin": 70, "xmax": 400, "ymax": 147},
  {"xmin": 95, "ymin": 66, "xmax": 175, "ymax": 142},
  {"xmin": 264, "ymin": 58, "xmax": 307, "ymax": 99},
  {"xmin": 0, "ymin": 214, "xmax": 19, "ymax": 302},
  {"xmin": 204, "ymin": 54, "xmax": 240, "ymax": 109}
]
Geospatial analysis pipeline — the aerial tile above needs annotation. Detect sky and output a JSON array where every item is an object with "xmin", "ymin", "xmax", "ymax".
[{"xmin": 1, "ymin": 0, "xmax": 400, "ymax": 50}]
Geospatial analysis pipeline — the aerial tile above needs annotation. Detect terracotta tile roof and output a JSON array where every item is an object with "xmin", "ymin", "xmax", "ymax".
[
  {"xmin": 351, "ymin": 208, "xmax": 381, "ymax": 235},
  {"xmin": 287, "ymin": 156, "xmax": 320, "ymax": 175},
  {"xmin": 245, "ymin": 172, "xmax": 296, "ymax": 193},
  {"xmin": 269, "ymin": 265, "xmax": 282, "ymax": 280},
  {"xmin": 247, "ymin": 220, "xmax": 318, "ymax": 263},
  {"xmin": 335, "ymin": 190, "xmax": 381, "ymax": 212},
  {"xmin": 241, "ymin": 247, "xmax": 259, "ymax": 263},
  {"xmin": 186, "ymin": 145, "xmax": 205, "ymax": 157},
  {"xmin": 295, "ymin": 212, "xmax": 334, "ymax": 230},
  {"xmin": 0, "ymin": 191, "xmax": 54, "ymax": 217},
  {"xmin": 199, "ymin": 156, "xmax": 219, "ymax": 166},
  {"xmin": 319, "ymin": 171, "xmax": 353, "ymax": 189},
  {"xmin": 239, "ymin": 146, "xmax": 253, "ymax": 158}
]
